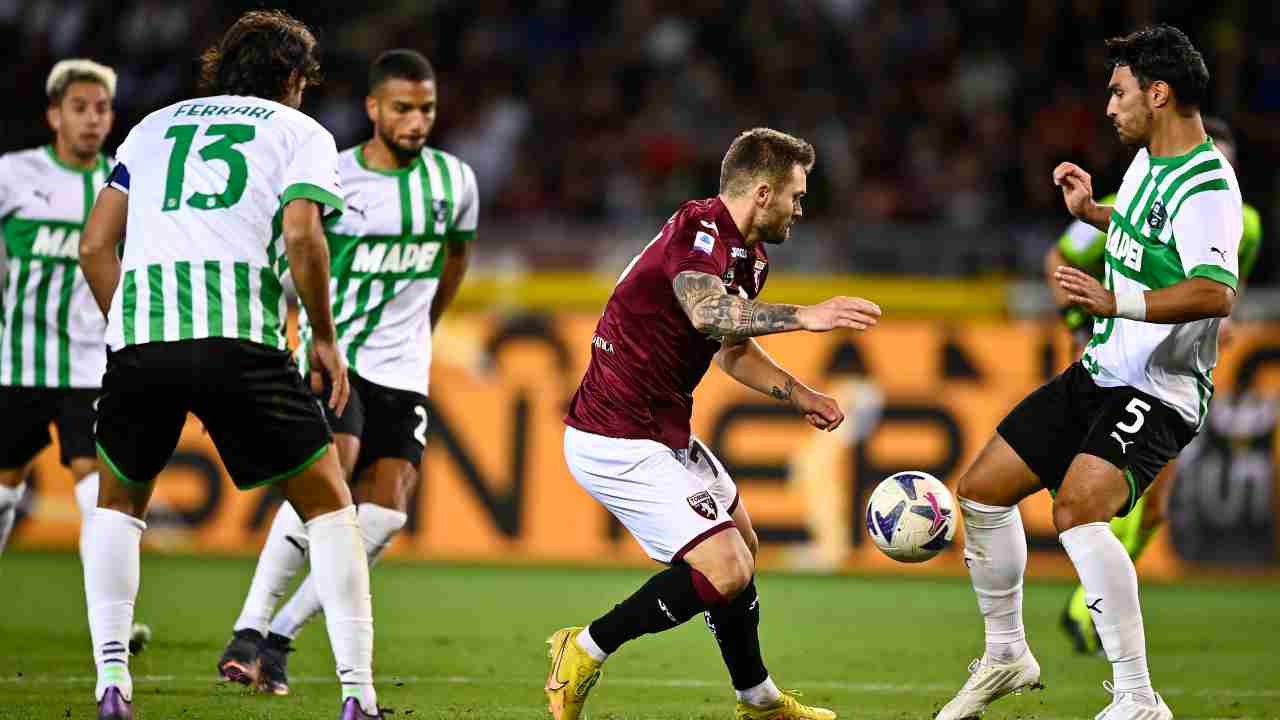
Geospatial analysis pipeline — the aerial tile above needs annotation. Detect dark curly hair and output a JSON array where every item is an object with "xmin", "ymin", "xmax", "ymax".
[
  {"xmin": 1105, "ymin": 24, "xmax": 1209, "ymax": 109},
  {"xmin": 719, "ymin": 128, "xmax": 815, "ymax": 196},
  {"xmin": 199, "ymin": 10, "xmax": 321, "ymax": 101}
]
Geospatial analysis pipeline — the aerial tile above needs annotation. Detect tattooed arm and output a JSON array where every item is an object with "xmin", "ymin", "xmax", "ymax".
[
  {"xmin": 672, "ymin": 271, "xmax": 882, "ymax": 339},
  {"xmin": 716, "ymin": 336, "xmax": 846, "ymax": 431}
]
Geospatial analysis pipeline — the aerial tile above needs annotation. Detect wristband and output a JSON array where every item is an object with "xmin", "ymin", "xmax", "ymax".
[{"xmin": 1114, "ymin": 292, "xmax": 1147, "ymax": 321}]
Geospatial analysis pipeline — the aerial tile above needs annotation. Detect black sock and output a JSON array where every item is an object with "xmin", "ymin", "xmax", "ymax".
[
  {"xmin": 705, "ymin": 578, "xmax": 768, "ymax": 690},
  {"xmin": 588, "ymin": 563, "xmax": 711, "ymax": 654}
]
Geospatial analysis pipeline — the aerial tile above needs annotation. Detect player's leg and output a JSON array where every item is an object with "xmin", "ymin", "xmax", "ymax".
[
  {"xmin": 55, "ymin": 388, "xmax": 106, "ymax": 556},
  {"xmin": 0, "ymin": 387, "xmax": 60, "ymax": 554},
  {"xmin": 1055, "ymin": 391, "xmax": 1190, "ymax": 720},
  {"xmin": 224, "ymin": 377, "xmax": 362, "ymax": 684},
  {"xmin": 201, "ymin": 341, "xmax": 378, "ymax": 716},
  {"xmin": 84, "ymin": 344, "xmax": 187, "ymax": 715}
]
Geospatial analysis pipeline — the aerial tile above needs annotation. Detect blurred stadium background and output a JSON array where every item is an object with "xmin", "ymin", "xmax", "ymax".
[{"xmin": 3, "ymin": 2, "xmax": 1280, "ymax": 718}]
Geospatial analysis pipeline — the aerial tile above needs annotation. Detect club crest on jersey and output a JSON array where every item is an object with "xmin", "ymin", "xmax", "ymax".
[
  {"xmin": 694, "ymin": 231, "xmax": 715, "ymax": 255},
  {"xmin": 687, "ymin": 491, "xmax": 718, "ymax": 520},
  {"xmin": 1147, "ymin": 200, "xmax": 1167, "ymax": 230},
  {"xmin": 754, "ymin": 259, "xmax": 767, "ymax": 286},
  {"xmin": 431, "ymin": 199, "xmax": 450, "ymax": 226}
]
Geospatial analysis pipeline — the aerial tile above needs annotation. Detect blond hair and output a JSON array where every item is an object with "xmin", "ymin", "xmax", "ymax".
[{"xmin": 46, "ymin": 59, "xmax": 117, "ymax": 104}]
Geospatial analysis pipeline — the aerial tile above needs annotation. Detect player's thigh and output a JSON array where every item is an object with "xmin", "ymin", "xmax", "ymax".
[
  {"xmin": 349, "ymin": 376, "xmax": 426, "ymax": 493},
  {"xmin": 686, "ymin": 436, "xmax": 753, "ymax": 554},
  {"xmin": 352, "ymin": 458, "xmax": 418, "ymax": 512},
  {"xmin": 94, "ymin": 346, "xmax": 188, "ymax": 488},
  {"xmin": 53, "ymin": 388, "xmax": 100, "ymax": 470},
  {"xmin": 278, "ymin": 445, "xmax": 352, "ymax": 521},
  {"xmin": 563, "ymin": 426, "xmax": 738, "ymax": 564},
  {"xmin": 0, "ymin": 385, "xmax": 60, "ymax": 477},
  {"xmin": 681, "ymin": 521, "xmax": 754, "ymax": 598},
  {"xmin": 1143, "ymin": 461, "xmax": 1177, "ymax": 524},
  {"xmin": 979, "ymin": 363, "xmax": 1093, "ymax": 505},
  {"xmin": 193, "ymin": 339, "xmax": 334, "ymax": 491},
  {"xmin": 1059, "ymin": 388, "xmax": 1192, "ymax": 530}
]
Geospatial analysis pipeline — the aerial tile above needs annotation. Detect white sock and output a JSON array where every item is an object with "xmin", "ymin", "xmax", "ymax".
[
  {"xmin": 736, "ymin": 676, "xmax": 783, "ymax": 707},
  {"xmin": 270, "ymin": 503, "xmax": 406, "ymax": 639},
  {"xmin": 307, "ymin": 505, "xmax": 377, "ymax": 713},
  {"xmin": 959, "ymin": 498, "xmax": 1028, "ymax": 664},
  {"xmin": 83, "ymin": 508, "xmax": 145, "ymax": 702},
  {"xmin": 75, "ymin": 473, "xmax": 100, "ymax": 560},
  {"xmin": 233, "ymin": 501, "xmax": 308, "ymax": 635},
  {"xmin": 1060, "ymin": 522, "xmax": 1155, "ymax": 704},
  {"xmin": 0, "ymin": 483, "xmax": 25, "ymax": 554},
  {"xmin": 575, "ymin": 625, "xmax": 608, "ymax": 662}
]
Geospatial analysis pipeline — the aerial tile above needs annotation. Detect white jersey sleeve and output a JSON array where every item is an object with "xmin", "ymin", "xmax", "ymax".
[
  {"xmin": 280, "ymin": 125, "xmax": 343, "ymax": 218},
  {"xmin": 1172, "ymin": 188, "xmax": 1242, "ymax": 291},
  {"xmin": 452, "ymin": 161, "xmax": 478, "ymax": 240},
  {"xmin": 0, "ymin": 154, "xmax": 14, "ymax": 218}
]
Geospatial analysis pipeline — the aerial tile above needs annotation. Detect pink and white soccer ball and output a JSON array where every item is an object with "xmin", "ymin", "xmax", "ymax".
[{"xmin": 865, "ymin": 471, "xmax": 957, "ymax": 563}]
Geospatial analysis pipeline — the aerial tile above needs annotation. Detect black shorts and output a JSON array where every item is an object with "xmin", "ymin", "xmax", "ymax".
[
  {"xmin": 95, "ymin": 338, "xmax": 332, "ymax": 489},
  {"xmin": 997, "ymin": 362, "xmax": 1195, "ymax": 516},
  {"xmin": 324, "ymin": 370, "xmax": 427, "ymax": 479},
  {"xmin": 0, "ymin": 386, "xmax": 98, "ymax": 467}
]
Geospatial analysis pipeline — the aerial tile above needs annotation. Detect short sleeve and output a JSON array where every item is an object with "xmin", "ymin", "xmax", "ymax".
[
  {"xmin": 1173, "ymin": 189, "xmax": 1243, "ymax": 291},
  {"xmin": 447, "ymin": 161, "xmax": 478, "ymax": 247},
  {"xmin": 281, "ymin": 125, "xmax": 344, "ymax": 219},
  {"xmin": 664, "ymin": 213, "xmax": 727, "ymax": 280}
]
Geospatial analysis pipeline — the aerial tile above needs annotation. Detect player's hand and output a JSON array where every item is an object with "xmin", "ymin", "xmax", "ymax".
[
  {"xmin": 1054, "ymin": 266, "xmax": 1116, "ymax": 318},
  {"xmin": 798, "ymin": 296, "xmax": 881, "ymax": 332},
  {"xmin": 1053, "ymin": 162, "xmax": 1096, "ymax": 219},
  {"xmin": 793, "ymin": 386, "xmax": 845, "ymax": 432},
  {"xmin": 308, "ymin": 340, "xmax": 350, "ymax": 416}
]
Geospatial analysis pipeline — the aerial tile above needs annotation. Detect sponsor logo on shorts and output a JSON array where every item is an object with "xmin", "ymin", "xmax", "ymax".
[{"xmin": 686, "ymin": 490, "xmax": 717, "ymax": 520}]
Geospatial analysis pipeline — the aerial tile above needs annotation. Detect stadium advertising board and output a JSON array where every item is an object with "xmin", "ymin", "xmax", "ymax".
[{"xmin": 15, "ymin": 317, "xmax": 1280, "ymax": 577}]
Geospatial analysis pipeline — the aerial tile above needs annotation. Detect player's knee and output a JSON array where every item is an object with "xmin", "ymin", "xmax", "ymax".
[{"xmin": 1052, "ymin": 490, "xmax": 1114, "ymax": 533}]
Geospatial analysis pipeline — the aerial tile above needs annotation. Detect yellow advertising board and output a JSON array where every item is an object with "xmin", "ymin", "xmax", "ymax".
[{"xmin": 15, "ymin": 315, "xmax": 1280, "ymax": 578}]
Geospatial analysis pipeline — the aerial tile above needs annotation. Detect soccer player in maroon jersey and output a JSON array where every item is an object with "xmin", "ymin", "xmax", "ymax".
[{"xmin": 544, "ymin": 128, "xmax": 882, "ymax": 720}]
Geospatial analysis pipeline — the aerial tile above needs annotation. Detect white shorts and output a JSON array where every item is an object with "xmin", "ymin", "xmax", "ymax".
[{"xmin": 564, "ymin": 425, "xmax": 739, "ymax": 563}]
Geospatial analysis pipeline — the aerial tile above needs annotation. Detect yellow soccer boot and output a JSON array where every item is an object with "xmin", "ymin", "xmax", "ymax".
[
  {"xmin": 545, "ymin": 627, "xmax": 603, "ymax": 720},
  {"xmin": 736, "ymin": 690, "xmax": 837, "ymax": 720}
]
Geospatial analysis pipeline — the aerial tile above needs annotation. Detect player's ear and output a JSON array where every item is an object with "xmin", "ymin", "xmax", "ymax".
[
  {"xmin": 365, "ymin": 94, "xmax": 378, "ymax": 123},
  {"xmin": 1149, "ymin": 79, "xmax": 1170, "ymax": 110},
  {"xmin": 47, "ymin": 104, "xmax": 61, "ymax": 134},
  {"xmin": 754, "ymin": 181, "xmax": 771, "ymax": 208}
]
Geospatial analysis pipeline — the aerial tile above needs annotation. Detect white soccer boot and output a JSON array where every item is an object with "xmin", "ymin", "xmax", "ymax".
[
  {"xmin": 934, "ymin": 651, "xmax": 1043, "ymax": 720},
  {"xmin": 1093, "ymin": 682, "xmax": 1173, "ymax": 720}
]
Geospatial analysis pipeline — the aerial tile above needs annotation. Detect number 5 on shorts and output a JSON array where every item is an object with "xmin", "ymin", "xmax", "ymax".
[{"xmin": 1116, "ymin": 398, "xmax": 1151, "ymax": 434}]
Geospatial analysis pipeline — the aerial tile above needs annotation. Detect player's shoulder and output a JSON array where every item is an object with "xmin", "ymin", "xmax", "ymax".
[
  {"xmin": 667, "ymin": 197, "xmax": 724, "ymax": 233},
  {"xmin": 0, "ymin": 145, "xmax": 51, "ymax": 173},
  {"xmin": 336, "ymin": 145, "xmax": 362, "ymax": 173},
  {"xmin": 422, "ymin": 146, "xmax": 476, "ymax": 182}
]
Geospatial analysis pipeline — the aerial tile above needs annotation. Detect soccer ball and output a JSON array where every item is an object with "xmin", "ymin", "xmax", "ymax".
[{"xmin": 865, "ymin": 471, "xmax": 957, "ymax": 563}]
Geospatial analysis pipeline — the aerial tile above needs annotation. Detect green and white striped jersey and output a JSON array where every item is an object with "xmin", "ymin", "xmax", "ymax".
[
  {"xmin": 299, "ymin": 144, "xmax": 477, "ymax": 396},
  {"xmin": 1082, "ymin": 140, "xmax": 1243, "ymax": 429},
  {"xmin": 0, "ymin": 145, "xmax": 111, "ymax": 388},
  {"xmin": 106, "ymin": 95, "xmax": 343, "ymax": 351}
]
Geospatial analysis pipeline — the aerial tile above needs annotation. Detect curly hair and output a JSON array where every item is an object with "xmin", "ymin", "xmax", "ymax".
[
  {"xmin": 719, "ymin": 128, "xmax": 815, "ymax": 196},
  {"xmin": 1105, "ymin": 24, "xmax": 1209, "ymax": 109},
  {"xmin": 199, "ymin": 10, "xmax": 321, "ymax": 101}
]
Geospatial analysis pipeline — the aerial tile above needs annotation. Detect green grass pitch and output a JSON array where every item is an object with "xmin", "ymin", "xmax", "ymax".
[{"xmin": 1, "ymin": 551, "xmax": 1277, "ymax": 719}]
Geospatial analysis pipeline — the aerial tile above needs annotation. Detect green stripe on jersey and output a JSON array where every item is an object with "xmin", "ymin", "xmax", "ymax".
[
  {"xmin": 260, "ymin": 267, "xmax": 283, "ymax": 348},
  {"xmin": 345, "ymin": 280, "xmax": 397, "ymax": 365},
  {"xmin": 148, "ymin": 264, "xmax": 165, "ymax": 342},
  {"xmin": 122, "ymin": 270, "xmax": 138, "ymax": 346},
  {"xmin": 398, "ymin": 172, "xmax": 412, "ymax": 236},
  {"xmin": 234, "ymin": 262, "xmax": 252, "ymax": 341},
  {"xmin": 1105, "ymin": 212, "xmax": 1185, "ymax": 289},
  {"xmin": 7, "ymin": 261, "xmax": 31, "ymax": 383},
  {"xmin": 32, "ymin": 266, "xmax": 53, "ymax": 385},
  {"xmin": 204, "ymin": 260, "xmax": 223, "ymax": 337},
  {"xmin": 57, "ymin": 263, "xmax": 75, "ymax": 386},
  {"xmin": 176, "ymin": 261, "xmax": 194, "ymax": 340}
]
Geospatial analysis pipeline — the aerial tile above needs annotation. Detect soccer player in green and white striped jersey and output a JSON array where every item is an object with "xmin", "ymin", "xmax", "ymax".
[
  {"xmin": 77, "ymin": 11, "xmax": 382, "ymax": 719},
  {"xmin": 226, "ymin": 49, "xmax": 476, "ymax": 698},
  {"xmin": 937, "ymin": 26, "xmax": 1239, "ymax": 720},
  {"xmin": 1047, "ymin": 118, "xmax": 1264, "ymax": 656},
  {"xmin": 0, "ymin": 59, "xmax": 114, "ymax": 559}
]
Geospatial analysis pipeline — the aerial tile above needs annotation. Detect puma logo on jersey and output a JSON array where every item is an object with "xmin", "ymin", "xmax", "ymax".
[
  {"xmin": 30, "ymin": 225, "xmax": 81, "ymax": 259},
  {"xmin": 1210, "ymin": 247, "xmax": 1228, "ymax": 262},
  {"xmin": 1105, "ymin": 230, "xmax": 1144, "ymax": 272},
  {"xmin": 347, "ymin": 201, "xmax": 368, "ymax": 219},
  {"xmin": 31, "ymin": 188, "xmax": 52, "ymax": 204},
  {"xmin": 1110, "ymin": 431, "xmax": 1133, "ymax": 453},
  {"xmin": 351, "ymin": 240, "xmax": 442, "ymax": 275}
]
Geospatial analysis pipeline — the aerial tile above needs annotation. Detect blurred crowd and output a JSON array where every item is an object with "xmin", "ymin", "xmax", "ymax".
[{"xmin": 4, "ymin": 0, "xmax": 1279, "ymax": 279}]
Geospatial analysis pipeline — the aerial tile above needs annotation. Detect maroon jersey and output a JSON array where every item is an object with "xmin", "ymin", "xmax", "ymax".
[{"xmin": 565, "ymin": 197, "xmax": 770, "ymax": 449}]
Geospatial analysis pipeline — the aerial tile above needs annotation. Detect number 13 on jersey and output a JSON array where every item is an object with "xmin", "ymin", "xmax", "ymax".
[{"xmin": 162, "ymin": 123, "xmax": 256, "ymax": 212}]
